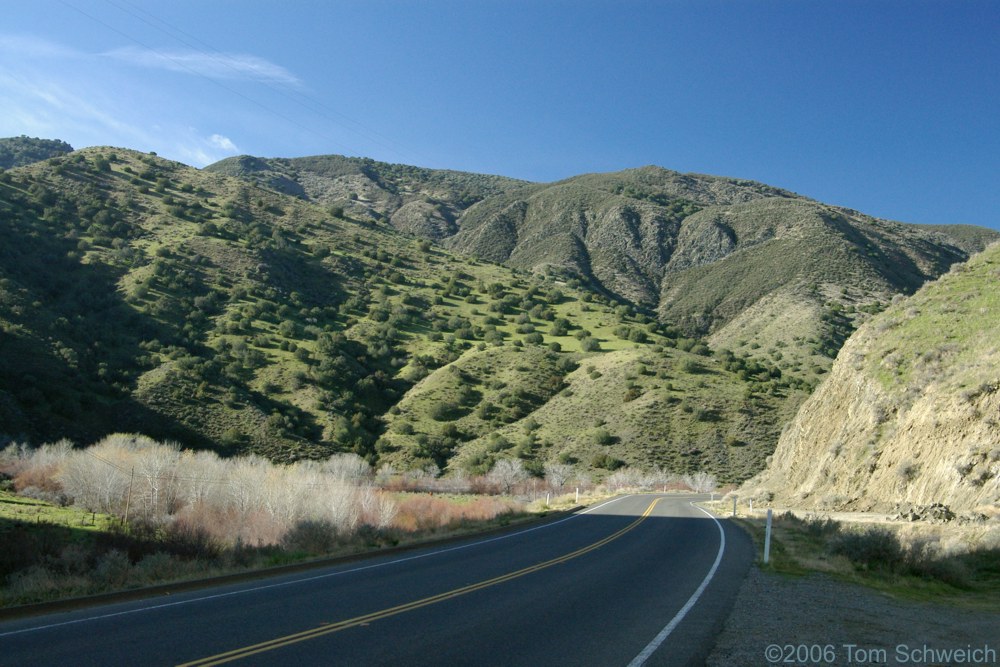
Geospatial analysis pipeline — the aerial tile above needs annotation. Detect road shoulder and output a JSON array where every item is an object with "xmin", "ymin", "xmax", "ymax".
[{"xmin": 706, "ymin": 566, "xmax": 1000, "ymax": 666}]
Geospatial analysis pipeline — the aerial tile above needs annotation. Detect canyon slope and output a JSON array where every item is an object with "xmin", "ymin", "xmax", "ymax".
[{"xmin": 743, "ymin": 241, "xmax": 1000, "ymax": 513}]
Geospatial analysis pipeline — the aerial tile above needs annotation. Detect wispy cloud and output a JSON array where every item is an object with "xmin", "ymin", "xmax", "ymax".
[
  {"xmin": 0, "ymin": 66, "xmax": 155, "ymax": 147},
  {"xmin": 209, "ymin": 133, "xmax": 238, "ymax": 152},
  {"xmin": 103, "ymin": 46, "xmax": 301, "ymax": 86},
  {"xmin": 0, "ymin": 34, "xmax": 266, "ymax": 167},
  {"xmin": 0, "ymin": 34, "xmax": 82, "ymax": 59},
  {"xmin": 174, "ymin": 132, "xmax": 241, "ymax": 167}
]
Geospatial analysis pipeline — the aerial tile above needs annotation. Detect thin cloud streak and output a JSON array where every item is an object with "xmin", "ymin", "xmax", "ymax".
[
  {"xmin": 103, "ymin": 46, "xmax": 301, "ymax": 86},
  {"xmin": 0, "ymin": 66, "xmax": 153, "ymax": 146},
  {"xmin": 175, "ymin": 132, "xmax": 241, "ymax": 167},
  {"xmin": 0, "ymin": 34, "xmax": 82, "ymax": 59}
]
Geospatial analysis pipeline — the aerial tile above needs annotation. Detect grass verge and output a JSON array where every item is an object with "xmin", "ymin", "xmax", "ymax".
[{"xmin": 701, "ymin": 503, "xmax": 1000, "ymax": 611}]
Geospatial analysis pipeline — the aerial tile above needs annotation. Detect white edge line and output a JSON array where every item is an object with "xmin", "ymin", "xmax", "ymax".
[
  {"xmin": 626, "ymin": 500, "xmax": 727, "ymax": 667},
  {"xmin": 0, "ymin": 495, "xmax": 640, "ymax": 638}
]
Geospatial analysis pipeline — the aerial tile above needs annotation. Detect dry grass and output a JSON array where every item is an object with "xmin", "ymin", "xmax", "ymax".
[
  {"xmin": 705, "ymin": 503, "xmax": 1000, "ymax": 609},
  {"xmin": 391, "ymin": 493, "xmax": 522, "ymax": 532}
]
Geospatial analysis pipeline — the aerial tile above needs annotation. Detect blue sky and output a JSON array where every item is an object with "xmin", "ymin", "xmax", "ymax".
[{"xmin": 1, "ymin": 1, "xmax": 997, "ymax": 229}]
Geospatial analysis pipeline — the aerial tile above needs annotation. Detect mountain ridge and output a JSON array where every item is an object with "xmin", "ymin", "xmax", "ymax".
[
  {"xmin": 205, "ymin": 151, "xmax": 996, "ymax": 394},
  {"xmin": 0, "ymin": 145, "xmax": 806, "ymax": 480},
  {"xmin": 1, "ymin": 139, "xmax": 996, "ymax": 484}
]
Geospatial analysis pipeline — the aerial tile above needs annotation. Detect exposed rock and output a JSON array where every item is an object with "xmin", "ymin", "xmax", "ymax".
[{"xmin": 743, "ymin": 242, "xmax": 1000, "ymax": 514}]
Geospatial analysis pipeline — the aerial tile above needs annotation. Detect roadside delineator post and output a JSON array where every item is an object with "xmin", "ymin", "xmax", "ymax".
[
  {"xmin": 576, "ymin": 487, "xmax": 579, "ymax": 504},
  {"xmin": 749, "ymin": 499, "xmax": 754, "ymax": 514},
  {"xmin": 732, "ymin": 496, "xmax": 737, "ymax": 517},
  {"xmin": 764, "ymin": 508, "xmax": 773, "ymax": 564}
]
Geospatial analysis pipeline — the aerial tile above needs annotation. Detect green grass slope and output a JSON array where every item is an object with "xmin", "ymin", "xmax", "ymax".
[
  {"xmin": 1, "ymin": 147, "xmax": 808, "ymax": 481},
  {"xmin": 209, "ymin": 153, "xmax": 996, "ymax": 386}
]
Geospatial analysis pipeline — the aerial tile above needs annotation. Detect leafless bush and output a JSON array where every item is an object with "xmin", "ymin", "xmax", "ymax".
[
  {"xmin": 7, "ymin": 435, "xmax": 408, "ymax": 548},
  {"xmin": 543, "ymin": 462, "xmax": 574, "ymax": 491},
  {"xmin": 281, "ymin": 519, "xmax": 340, "ymax": 555},
  {"xmin": 682, "ymin": 471, "xmax": 718, "ymax": 493},
  {"xmin": 606, "ymin": 468, "xmax": 644, "ymax": 491},
  {"xmin": 487, "ymin": 459, "xmax": 528, "ymax": 495}
]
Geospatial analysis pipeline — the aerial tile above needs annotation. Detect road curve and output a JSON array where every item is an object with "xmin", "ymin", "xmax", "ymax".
[{"xmin": 0, "ymin": 494, "xmax": 753, "ymax": 666}]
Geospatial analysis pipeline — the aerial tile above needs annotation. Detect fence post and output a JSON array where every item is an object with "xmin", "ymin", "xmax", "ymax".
[{"xmin": 764, "ymin": 509, "xmax": 773, "ymax": 564}]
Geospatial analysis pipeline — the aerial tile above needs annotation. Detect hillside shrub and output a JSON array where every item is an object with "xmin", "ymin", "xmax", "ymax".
[
  {"xmin": 591, "ymin": 454, "xmax": 624, "ymax": 471},
  {"xmin": 831, "ymin": 527, "xmax": 905, "ymax": 571},
  {"xmin": 593, "ymin": 428, "xmax": 614, "ymax": 446}
]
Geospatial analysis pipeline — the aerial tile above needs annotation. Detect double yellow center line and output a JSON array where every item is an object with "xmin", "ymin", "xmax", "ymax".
[{"xmin": 180, "ymin": 497, "xmax": 662, "ymax": 666}]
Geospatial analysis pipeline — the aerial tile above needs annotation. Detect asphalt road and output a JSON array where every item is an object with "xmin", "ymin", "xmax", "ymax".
[{"xmin": 0, "ymin": 494, "xmax": 753, "ymax": 666}]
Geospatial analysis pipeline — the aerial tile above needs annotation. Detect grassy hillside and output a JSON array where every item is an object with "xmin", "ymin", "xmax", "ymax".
[
  {"xmin": 208, "ymin": 154, "xmax": 996, "ymax": 392},
  {"xmin": 743, "ymin": 241, "xmax": 1000, "ymax": 513},
  {"xmin": 1, "ymin": 147, "xmax": 808, "ymax": 482}
]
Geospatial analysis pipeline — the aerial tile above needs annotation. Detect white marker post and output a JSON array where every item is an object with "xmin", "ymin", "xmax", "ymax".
[
  {"xmin": 546, "ymin": 493, "xmax": 550, "ymax": 506},
  {"xmin": 576, "ymin": 487, "xmax": 579, "ymax": 504},
  {"xmin": 732, "ymin": 496, "xmax": 737, "ymax": 517},
  {"xmin": 749, "ymin": 499, "xmax": 753, "ymax": 514},
  {"xmin": 764, "ymin": 508, "xmax": 773, "ymax": 564}
]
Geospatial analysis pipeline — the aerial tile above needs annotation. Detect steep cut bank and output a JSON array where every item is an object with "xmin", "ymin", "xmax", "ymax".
[{"xmin": 743, "ymin": 242, "xmax": 1000, "ymax": 514}]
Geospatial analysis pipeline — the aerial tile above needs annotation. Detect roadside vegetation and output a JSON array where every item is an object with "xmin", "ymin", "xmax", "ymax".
[
  {"xmin": 731, "ymin": 511, "xmax": 1000, "ymax": 609},
  {"xmin": 0, "ymin": 434, "xmax": 713, "ymax": 606}
]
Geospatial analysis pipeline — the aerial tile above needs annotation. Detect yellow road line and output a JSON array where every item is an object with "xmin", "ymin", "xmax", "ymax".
[{"xmin": 179, "ymin": 498, "xmax": 662, "ymax": 667}]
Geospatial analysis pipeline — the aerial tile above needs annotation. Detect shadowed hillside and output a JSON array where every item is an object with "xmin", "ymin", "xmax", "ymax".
[
  {"xmin": 2, "ymin": 147, "xmax": 809, "ymax": 481},
  {"xmin": 0, "ymin": 136, "xmax": 73, "ymax": 170}
]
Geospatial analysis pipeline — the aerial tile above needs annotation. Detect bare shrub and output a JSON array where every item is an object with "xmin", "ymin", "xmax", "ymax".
[
  {"xmin": 979, "ymin": 527, "xmax": 1000, "ymax": 551},
  {"xmin": 682, "ymin": 471, "xmax": 717, "ymax": 493},
  {"xmin": 9, "ymin": 440, "xmax": 73, "ymax": 496},
  {"xmin": 606, "ymin": 468, "xmax": 644, "ymax": 491},
  {"xmin": 487, "ymin": 459, "xmax": 528, "ymax": 495},
  {"xmin": 320, "ymin": 453, "xmax": 372, "ymax": 483},
  {"xmin": 358, "ymin": 487, "xmax": 398, "ymax": 530},
  {"xmin": 543, "ymin": 462, "xmax": 573, "ymax": 491},
  {"xmin": 281, "ymin": 519, "xmax": 340, "ymax": 555}
]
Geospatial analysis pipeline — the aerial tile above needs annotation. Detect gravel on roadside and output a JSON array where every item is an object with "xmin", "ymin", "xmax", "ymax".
[{"xmin": 706, "ymin": 566, "xmax": 1000, "ymax": 667}]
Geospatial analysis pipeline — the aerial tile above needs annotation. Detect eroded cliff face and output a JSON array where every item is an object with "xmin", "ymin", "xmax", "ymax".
[{"xmin": 745, "ymin": 243, "xmax": 1000, "ymax": 514}]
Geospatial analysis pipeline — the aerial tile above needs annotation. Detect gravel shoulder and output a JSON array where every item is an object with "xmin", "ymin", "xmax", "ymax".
[{"xmin": 706, "ymin": 566, "xmax": 1000, "ymax": 666}]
